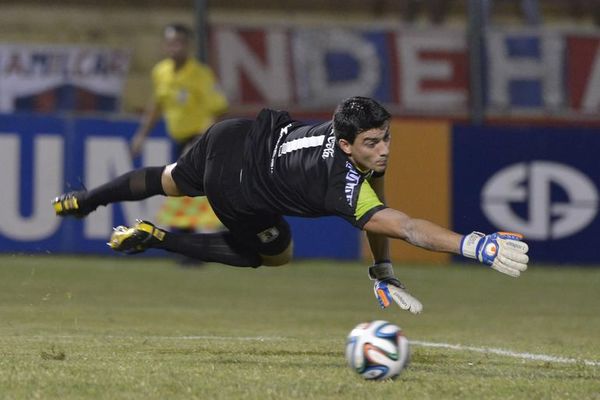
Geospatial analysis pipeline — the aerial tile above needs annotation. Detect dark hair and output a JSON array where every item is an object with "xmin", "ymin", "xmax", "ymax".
[
  {"xmin": 333, "ymin": 96, "xmax": 391, "ymax": 144},
  {"xmin": 164, "ymin": 23, "xmax": 193, "ymax": 40}
]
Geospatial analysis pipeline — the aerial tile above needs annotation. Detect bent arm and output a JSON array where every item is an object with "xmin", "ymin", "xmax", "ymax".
[
  {"xmin": 365, "ymin": 177, "xmax": 390, "ymax": 262},
  {"xmin": 363, "ymin": 208, "xmax": 462, "ymax": 254},
  {"xmin": 131, "ymin": 100, "xmax": 163, "ymax": 157}
]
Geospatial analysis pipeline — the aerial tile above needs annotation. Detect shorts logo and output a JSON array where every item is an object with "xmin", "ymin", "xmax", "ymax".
[
  {"xmin": 257, "ymin": 227, "xmax": 280, "ymax": 243},
  {"xmin": 345, "ymin": 162, "xmax": 360, "ymax": 207}
]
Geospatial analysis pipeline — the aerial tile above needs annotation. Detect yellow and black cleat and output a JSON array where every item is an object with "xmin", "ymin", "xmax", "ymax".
[
  {"xmin": 52, "ymin": 191, "xmax": 90, "ymax": 218},
  {"xmin": 108, "ymin": 220, "xmax": 166, "ymax": 254}
]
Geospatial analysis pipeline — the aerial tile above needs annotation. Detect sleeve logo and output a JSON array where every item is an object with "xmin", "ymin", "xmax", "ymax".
[{"xmin": 344, "ymin": 162, "xmax": 361, "ymax": 207}]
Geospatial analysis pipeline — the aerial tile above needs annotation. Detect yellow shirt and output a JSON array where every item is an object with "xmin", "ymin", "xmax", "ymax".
[{"xmin": 152, "ymin": 58, "xmax": 228, "ymax": 142}]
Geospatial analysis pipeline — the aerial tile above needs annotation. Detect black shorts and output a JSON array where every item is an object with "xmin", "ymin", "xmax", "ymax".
[{"xmin": 171, "ymin": 118, "xmax": 291, "ymax": 256}]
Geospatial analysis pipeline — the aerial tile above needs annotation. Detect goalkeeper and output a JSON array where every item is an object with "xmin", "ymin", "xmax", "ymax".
[{"xmin": 52, "ymin": 96, "xmax": 529, "ymax": 315}]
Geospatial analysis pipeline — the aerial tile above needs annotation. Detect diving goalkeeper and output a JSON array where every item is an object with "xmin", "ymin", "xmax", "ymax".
[{"xmin": 52, "ymin": 96, "xmax": 529, "ymax": 314}]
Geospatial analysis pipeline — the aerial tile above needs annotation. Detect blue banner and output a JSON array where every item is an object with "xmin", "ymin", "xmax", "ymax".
[{"xmin": 452, "ymin": 125, "xmax": 600, "ymax": 264}]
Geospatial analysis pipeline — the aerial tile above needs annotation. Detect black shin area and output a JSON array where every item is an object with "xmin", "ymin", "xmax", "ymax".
[
  {"xmin": 83, "ymin": 166, "xmax": 166, "ymax": 210},
  {"xmin": 155, "ymin": 231, "xmax": 262, "ymax": 268}
]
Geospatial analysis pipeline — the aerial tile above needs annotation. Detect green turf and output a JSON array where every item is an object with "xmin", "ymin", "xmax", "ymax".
[{"xmin": 0, "ymin": 255, "xmax": 598, "ymax": 399}]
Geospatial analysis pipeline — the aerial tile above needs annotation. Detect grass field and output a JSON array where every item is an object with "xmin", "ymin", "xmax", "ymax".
[{"xmin": 0, "ymin": 255, "xmax": 598, "ymax": 399}]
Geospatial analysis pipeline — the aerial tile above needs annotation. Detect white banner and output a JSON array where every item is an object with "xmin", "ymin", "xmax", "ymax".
[{"xmin": 0, "ymin": 44, "xmax": 130, "ymax": 112}]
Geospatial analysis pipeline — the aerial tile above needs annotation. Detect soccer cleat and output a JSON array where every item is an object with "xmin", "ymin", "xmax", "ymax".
[
  {"xmin": 108, "ymin": 219, "xmax": 166, "ymax": 254},
  {"xmin": 52, "ymin": 191, "xmax": 91, "ymax": 218}
]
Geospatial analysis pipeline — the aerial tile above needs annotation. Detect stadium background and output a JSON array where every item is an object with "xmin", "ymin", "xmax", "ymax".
[{"xmin": 0, "ymin": 0, "xmax": 599, "ymax": 264}]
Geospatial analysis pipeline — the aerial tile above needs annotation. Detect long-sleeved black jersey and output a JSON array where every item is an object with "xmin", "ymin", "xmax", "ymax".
[{"xmin": 241, "ymin": 109, "xmax": 386, "ymax": 229}]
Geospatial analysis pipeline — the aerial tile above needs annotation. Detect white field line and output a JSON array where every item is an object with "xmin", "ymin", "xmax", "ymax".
[
  {"xmin": 14, "ymin": 335, "xmax": 600, "ymax": 366},
  {"xmin": 155, "ymin": 335, "xmax": 288, "ymax": 341},
  {"xmin": 410, "ymin": 340, "xmax": 600, "ymax": 367},
  {"xmin": 21, "ymin": 335, "xmax": 287, "ymax": 342}
]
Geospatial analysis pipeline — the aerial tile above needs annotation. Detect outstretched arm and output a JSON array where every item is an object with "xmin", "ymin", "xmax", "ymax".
[
  {"xmin": 365, "ymin": 177, "xmax": 461, "ymax": 258},
  {"xmin": 364, "ymin": 207, "xmax": 529, "ymax": 278},
  {"xmin": 364, "ymin": 208, "xmax": 462, "ymax": 254}
]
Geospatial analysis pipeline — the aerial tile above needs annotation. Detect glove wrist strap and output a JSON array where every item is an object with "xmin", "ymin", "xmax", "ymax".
[
  {"xmin": 461, "ymin": 232, "xmax": 485, "ymax": 260},
  {"xmin": 368, "ymin": 262, "xmax": 394, "ymax": 280}
]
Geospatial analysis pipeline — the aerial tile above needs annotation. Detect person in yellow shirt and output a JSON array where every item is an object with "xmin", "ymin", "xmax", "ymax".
[
  {"xmin": 131, "ymin": 22, "xmax": 228, "ymax": 157},
  {"xmin": 131, "ymin": 23, "xmax": 228, "ymax": 258}
]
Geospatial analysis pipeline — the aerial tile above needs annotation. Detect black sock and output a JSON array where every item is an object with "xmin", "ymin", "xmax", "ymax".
[
  {"xmin": 155, "ymin": 231, "xmax": 262, "ymax": 268},
  {"xmin": 81, "ymin": 166, "xmax": 166, "ymax": 211}
]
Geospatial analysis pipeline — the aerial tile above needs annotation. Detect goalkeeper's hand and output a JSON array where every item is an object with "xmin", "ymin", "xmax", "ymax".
[
  {"xmin": 461, "ymin": 231, "xmax": 529, "ymax": 277},
  {"xmin": 369, "ymin": 262, "xmax": 423, "ymax": 315}
]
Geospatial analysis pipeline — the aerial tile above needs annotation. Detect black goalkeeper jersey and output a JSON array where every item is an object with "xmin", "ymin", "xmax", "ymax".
[{"xmin": 240, "ymin": 109, "xmax": 386, "ymax": 229}]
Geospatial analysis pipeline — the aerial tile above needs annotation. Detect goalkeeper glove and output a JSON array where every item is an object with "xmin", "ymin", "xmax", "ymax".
[
  {"xmin": 461, "ymin": 231, "xmax": 529, "ymax": 277},
  {"xmin": 369, "ymin": 262, "xmax": 423, "ymax": 314}
]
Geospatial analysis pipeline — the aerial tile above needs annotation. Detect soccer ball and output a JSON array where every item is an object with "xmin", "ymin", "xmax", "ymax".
[{"xmin": 345, "ymin": 320, "xmax": 410, "ymax": 380}]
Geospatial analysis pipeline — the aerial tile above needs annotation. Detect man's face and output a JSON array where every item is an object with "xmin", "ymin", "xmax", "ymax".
[
  {"xmin": 339, "ymin": 121, "xmax": 391, "ymax": 173},
  {"xmin": 164, "ymin": 31, "xmax": 189, "ymax": 62}
]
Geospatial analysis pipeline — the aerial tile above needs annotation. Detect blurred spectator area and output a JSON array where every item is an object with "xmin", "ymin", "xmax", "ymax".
[
  {"xmin": 1, "ymin": 0, "xmax": 596, "ymax": 24},
  {"xmin": 1, "ymin": 0, "xmax": 599, "ymax": 114}
]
